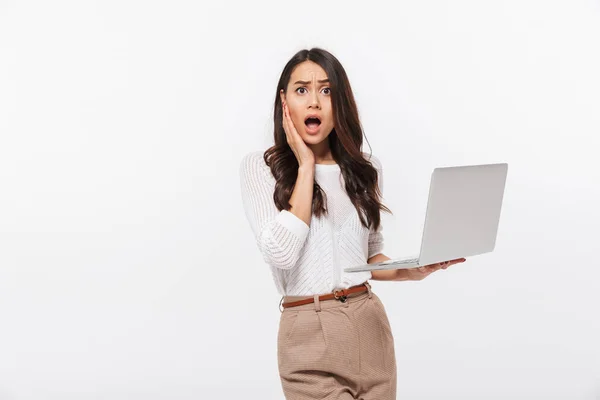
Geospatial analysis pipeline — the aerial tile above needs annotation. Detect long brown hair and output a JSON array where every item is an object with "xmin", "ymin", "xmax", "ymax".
[{"xmin": 264, "ymin": 47, "xmax": 392, "ymax": 230}]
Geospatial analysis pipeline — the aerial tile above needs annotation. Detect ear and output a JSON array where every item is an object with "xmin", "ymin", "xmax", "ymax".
[{"xmin": 279, "ymin": 89, "xmax": 286, "ymax": 103}]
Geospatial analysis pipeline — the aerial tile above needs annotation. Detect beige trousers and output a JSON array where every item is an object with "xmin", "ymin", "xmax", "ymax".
[{"xmin": 277, "ymin": 281, "xmax": 397, "ymax": 399}]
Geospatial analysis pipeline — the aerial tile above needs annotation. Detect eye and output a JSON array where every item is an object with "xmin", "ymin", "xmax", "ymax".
[{"xmin": 295, "ymin": 87, "xmax": 331, "ymax": 95}]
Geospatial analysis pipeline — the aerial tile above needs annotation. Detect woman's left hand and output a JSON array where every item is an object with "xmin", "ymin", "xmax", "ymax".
[{"xmin": 404, "ymin": 258, "xmax": 466, "ymax": 281}]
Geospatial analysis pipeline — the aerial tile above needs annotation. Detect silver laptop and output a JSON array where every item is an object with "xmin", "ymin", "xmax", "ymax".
[{"xmin": 344, "ymin": 163, "xmax": 508, "ymax": 272}]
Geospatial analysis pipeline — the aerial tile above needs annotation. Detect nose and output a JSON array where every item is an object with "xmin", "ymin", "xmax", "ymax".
[{"xmin": 309, "ymin": 89, "xmax": 320, "ymax": 109}]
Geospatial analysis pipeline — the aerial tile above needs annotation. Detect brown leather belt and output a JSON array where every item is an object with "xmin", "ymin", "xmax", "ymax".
[{"xmin": 281, "ymin": 282, "xmax": 370, "ymax": 309}]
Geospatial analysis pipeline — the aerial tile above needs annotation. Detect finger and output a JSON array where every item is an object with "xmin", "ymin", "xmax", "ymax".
[
  {"xmin": 284, "ymin": 105, "xmax": 299, "ymax": 147},
  {"xmin": 444, "ymin": 260, "xmax": 462, "ymax": 269},
  {"xmin": 439, "ymin": 259, "xmax": 461, "ymax": 267},
  {"xmin": 283, "ymin": 106, "xmax": 289, "ymax": 132},
  {"xmin": 282, "ymin": 104, "xmax": 292, "ymax": 140},
  {"xmin": 284, "ymin": 103, "xmax": 299, "ymax": 138},
  {"xmin": 282, "ymin": 104, "xmax": 292, "ymax": 137}
]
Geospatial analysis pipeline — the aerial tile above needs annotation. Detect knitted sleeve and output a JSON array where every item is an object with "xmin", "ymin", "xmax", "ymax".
[
  {"xmin": 367, "ymin": 154, "xmax": 385, "ymax": 258},
  {"xmin": 239, "ymin": 151, "xmax": 310, "ymax": 270}
]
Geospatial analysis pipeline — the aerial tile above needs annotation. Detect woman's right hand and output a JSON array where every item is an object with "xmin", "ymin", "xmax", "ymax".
[{"xmin": 282, "ymin": 99, "xmax": 315, "ymax": 167}]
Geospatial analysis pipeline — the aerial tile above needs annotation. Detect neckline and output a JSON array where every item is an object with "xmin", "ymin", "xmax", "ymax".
[{"xmin": 315, "ymin": 163, "xmax": 340, "ymax": 170}]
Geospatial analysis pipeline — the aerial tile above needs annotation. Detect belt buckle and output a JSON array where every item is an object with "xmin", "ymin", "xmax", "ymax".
[{"xmin": 333, "ymin": 289, "xmax": 347, "ymax": 303}]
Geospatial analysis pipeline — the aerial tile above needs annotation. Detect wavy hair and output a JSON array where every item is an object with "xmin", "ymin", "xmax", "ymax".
[{"xmin": 263, "ymin": 47, "xmax": 391, "ymax": 230}]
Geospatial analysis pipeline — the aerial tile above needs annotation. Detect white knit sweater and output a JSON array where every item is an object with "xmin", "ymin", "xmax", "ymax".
[{"xmin": 239, "ymin": 150, "xmax": 385, "ymax": 296}]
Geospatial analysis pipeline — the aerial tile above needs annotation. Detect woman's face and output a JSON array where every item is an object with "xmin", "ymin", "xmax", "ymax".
[{"xmin": 280, "ymin": 61, "xmax": 334, "ymax": 145}]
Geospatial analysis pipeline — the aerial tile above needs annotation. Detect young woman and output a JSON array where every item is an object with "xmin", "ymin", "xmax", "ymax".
[{"xmin": 240, "ymin": 48, "xmax": 465, "ymax": 400}]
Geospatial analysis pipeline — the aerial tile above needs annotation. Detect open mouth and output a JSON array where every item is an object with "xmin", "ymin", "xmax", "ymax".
[{"xmin": 304, "ymin": 117, "xmax": 321, "ymax": 129}]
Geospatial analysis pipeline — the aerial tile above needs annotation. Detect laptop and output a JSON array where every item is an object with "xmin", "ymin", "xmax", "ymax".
[{"xmin": 344, "ymin": 163, "xmax": 508, "ymax": 272}]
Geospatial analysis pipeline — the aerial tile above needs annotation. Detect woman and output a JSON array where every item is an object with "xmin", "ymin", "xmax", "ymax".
[{"xmin": 240, "ymin": 48, "xmax": 465, "ymax": 400}]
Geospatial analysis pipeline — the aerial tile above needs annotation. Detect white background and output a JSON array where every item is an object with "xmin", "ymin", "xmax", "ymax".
[{"xmin": 1, "ymin": 0, "xmax": 599, "ymax": 399}]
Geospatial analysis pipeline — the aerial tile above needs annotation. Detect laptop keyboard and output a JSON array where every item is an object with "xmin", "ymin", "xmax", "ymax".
[
  {"xmin": 344, "ymin": 255, "xmax": 420, "ymax": 272},
  {"xmin": 377, "ymin": 257, "xmax": 419, "ymax": 265}
]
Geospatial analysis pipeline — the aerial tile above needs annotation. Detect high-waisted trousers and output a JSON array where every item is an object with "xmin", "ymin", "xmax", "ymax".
[{"xmin": 277, "ymin": 281, "xmax": 397, "ymax": 399}]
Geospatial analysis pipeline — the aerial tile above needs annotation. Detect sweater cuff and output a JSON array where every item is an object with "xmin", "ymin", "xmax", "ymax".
[{"xmin": 277, "ymin": 210, "xmax": 310, "ymax": 239}]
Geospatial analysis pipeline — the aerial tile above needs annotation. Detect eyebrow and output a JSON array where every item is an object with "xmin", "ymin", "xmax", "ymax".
[{"xmin": 293, "ymin": 79, "xmax": 330, "ymax": 85}]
